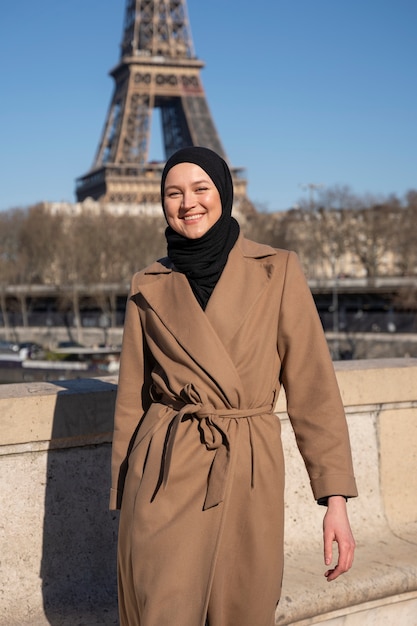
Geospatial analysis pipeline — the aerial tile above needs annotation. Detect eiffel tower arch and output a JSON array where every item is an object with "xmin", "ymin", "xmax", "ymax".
[{"xmin": 76, "ymin": 0, "xmax": 250, "ymax": 209}]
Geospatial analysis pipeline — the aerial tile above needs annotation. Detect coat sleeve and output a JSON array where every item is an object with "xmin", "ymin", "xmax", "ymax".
[
  {"xmin": 277, "ymin": 251, "xmax": 358, "ymax": 502},
  {"xmin": 110, "ymin": 274, "xmax": 153, "ymax": 510}
]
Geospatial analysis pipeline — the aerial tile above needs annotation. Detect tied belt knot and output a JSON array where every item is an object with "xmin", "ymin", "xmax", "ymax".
[{"xmin": 159, "ymin": 383, "xmax": 273, "ymax": 510}]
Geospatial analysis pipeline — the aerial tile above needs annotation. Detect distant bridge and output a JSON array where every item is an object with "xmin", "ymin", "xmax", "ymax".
[
  {"xmin": 1, "ymin": 277, "xmax": 416, "ymax": 336},
  {"xmin": 2, "ymin": 276, "xmax": 416, "ymax": 300},
  {"xmin": 308, "ymin": 275, "xmax": 417, "ymax": 294}
]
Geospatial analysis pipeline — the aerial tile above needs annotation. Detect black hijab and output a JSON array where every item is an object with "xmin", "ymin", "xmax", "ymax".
[{"xmin": 161, "ymin": 146, "xmax": 240, "ymax": 309}]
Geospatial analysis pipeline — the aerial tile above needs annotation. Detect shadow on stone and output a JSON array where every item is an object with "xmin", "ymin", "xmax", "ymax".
[{"xmin": 40, "ymin": 377, "xmax": 119, "ymax": 625}]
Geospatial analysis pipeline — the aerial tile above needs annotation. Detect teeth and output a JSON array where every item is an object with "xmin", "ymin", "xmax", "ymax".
[{"xmin": 184, "ymin": 214, "xmax": 203, "ymax": 221}]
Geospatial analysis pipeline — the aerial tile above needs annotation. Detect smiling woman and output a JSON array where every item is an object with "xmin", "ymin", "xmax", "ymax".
[
  {"xmin": 110, "ymin": 146, "xmax": 358, "ymax": 626},
  {"xmin": 160, "ymin": 146, "xmax": 241, "ymax": 310}
]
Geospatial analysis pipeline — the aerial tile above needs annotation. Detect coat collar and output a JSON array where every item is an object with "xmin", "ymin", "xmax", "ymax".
[{"xmin": 137, "ymin": 236, "xmax": 277, "ymax": 405}]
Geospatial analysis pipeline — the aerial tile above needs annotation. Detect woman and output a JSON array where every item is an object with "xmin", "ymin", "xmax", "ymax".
[{"xmin": 110, "ymin": 146, "xmax": 358, "ymax": 626}]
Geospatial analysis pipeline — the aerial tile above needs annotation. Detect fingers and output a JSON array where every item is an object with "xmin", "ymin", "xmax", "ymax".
[
  {"xmin": 324, "ymin": 535, "xmax": 356, "ymax": 581},
  {"xmin": 323, "ymin": 532, "xmax": 334, "ymax": 567}
]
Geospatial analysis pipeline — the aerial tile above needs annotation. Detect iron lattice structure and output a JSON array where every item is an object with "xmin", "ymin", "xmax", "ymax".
[{"xmin": 76, "ymin": 0, "xmax": 248, "ymax": 205}]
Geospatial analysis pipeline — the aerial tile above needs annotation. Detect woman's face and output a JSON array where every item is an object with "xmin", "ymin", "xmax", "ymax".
[{"xmin": 163, "ymin": 162, "xmax": 222, "ymax": 239}]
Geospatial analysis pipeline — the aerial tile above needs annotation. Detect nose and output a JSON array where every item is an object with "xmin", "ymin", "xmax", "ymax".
[{"xmin": 181, "ymin": 190, "xmax": 195, "ymax": 210}]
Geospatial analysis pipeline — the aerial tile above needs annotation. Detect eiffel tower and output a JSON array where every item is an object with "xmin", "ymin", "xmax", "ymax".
[{"xmin": 76, "ymin": 0, "xmax": 249, "ymax": 208}]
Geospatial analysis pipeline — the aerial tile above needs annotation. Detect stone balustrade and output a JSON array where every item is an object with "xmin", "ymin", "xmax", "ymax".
[{"xmin": 0, "ymin": 358, "xmax": 416, "ymax": 625}]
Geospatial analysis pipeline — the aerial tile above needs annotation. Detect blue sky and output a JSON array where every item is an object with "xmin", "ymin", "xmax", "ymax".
[{"xmin": 1, "ymin": 0, "xmax": 416, "ymax": 212}]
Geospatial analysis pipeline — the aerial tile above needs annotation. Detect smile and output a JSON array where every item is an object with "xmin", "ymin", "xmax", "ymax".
[{"xmin": 183, "ymin": 213, "xmax": 205, "ymax": 222}]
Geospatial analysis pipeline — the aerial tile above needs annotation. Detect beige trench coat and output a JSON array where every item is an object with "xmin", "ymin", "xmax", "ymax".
[{"xmin": 110, "ymin": 235, "xmax": 357, "ymax": 626}]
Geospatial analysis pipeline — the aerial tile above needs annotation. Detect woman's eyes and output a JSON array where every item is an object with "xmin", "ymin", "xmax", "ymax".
[{"xmin": 167, "ymin": 186, "xmax": 208, "ymax": 197}]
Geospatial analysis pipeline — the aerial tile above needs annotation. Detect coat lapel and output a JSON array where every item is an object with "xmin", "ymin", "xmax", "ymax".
[
  {"xmin": 137, "ymin": 238, "xmax": 277, "ymax": 406},
  {"xmin": 138, "ymin": 262, "xmax": 244, "ymax": 405},
  {"xmin": 205, "ymin": 236, "xmax": 277, "ymax": 345}
]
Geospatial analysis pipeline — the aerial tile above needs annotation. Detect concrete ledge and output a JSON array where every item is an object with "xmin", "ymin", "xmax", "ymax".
[
  {"xmin": 0, "ymin": 359, "xmax": 416, "ymax": 625},
  {"xmin": 0, "ymin": 376, "xmax": 118, "ymax": 447},
  {"xmin": 0, "ymin": 377, "xmax": 119, "ymax": 626},
  {"xmin": 275, "ymin": 358, "xmax": 417, "ymax": 625}
]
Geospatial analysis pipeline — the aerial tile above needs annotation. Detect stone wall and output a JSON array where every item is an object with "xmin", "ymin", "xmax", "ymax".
[{"xmin": 0, "ymin": 359, "xmax": 416, "ymax": 625}]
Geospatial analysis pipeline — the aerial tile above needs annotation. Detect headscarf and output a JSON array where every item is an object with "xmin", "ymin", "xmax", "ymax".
[{"xmin": 161, "ymin": 146, "xmax": 240, "ymax": 309}]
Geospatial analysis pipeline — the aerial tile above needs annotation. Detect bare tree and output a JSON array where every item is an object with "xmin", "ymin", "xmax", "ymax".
[
  {"xmin": 346, "ymin": 197, "xmax": 397, "ymax": 278},
  {"xmin": 392, "ymin": 190, "xmax": 417, "ymax": 276},
  {"xmin": 1, "ymin": 189, "xmax": 416, "ymax": 338},
  {"xmin": 242, "ymin": 209, "xmax": 288, "ymax": 250},
  {"xmin": 0, "ymin": 209, "xmax": 26, "ymax": 285},
  {"xmin": 17, "ymin": 204, "xmax": 63, "ymax": 284},
  {"xmin": 290, "ymin": 186, "xmax": 358, "ymax": 279}
]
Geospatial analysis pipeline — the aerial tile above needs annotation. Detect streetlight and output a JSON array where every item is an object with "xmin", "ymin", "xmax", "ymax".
[
  {"xmin": 330, "ymin": 251, "xmax": 339, "ymax": 360},
  {"xmin": 299, "ymin": 183, "xmax": 325, "ymax": 209}
]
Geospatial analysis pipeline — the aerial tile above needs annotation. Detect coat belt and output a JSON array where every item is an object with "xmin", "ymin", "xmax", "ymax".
[{"xmin": 158, "ymin": 384, "xmax": 273, "ymax": 510}]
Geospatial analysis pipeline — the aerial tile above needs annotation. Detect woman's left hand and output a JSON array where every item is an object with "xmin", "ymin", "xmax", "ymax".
[{"xmin": 322, "ymin": 495, "xmax": 356, "ymax": 581}]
